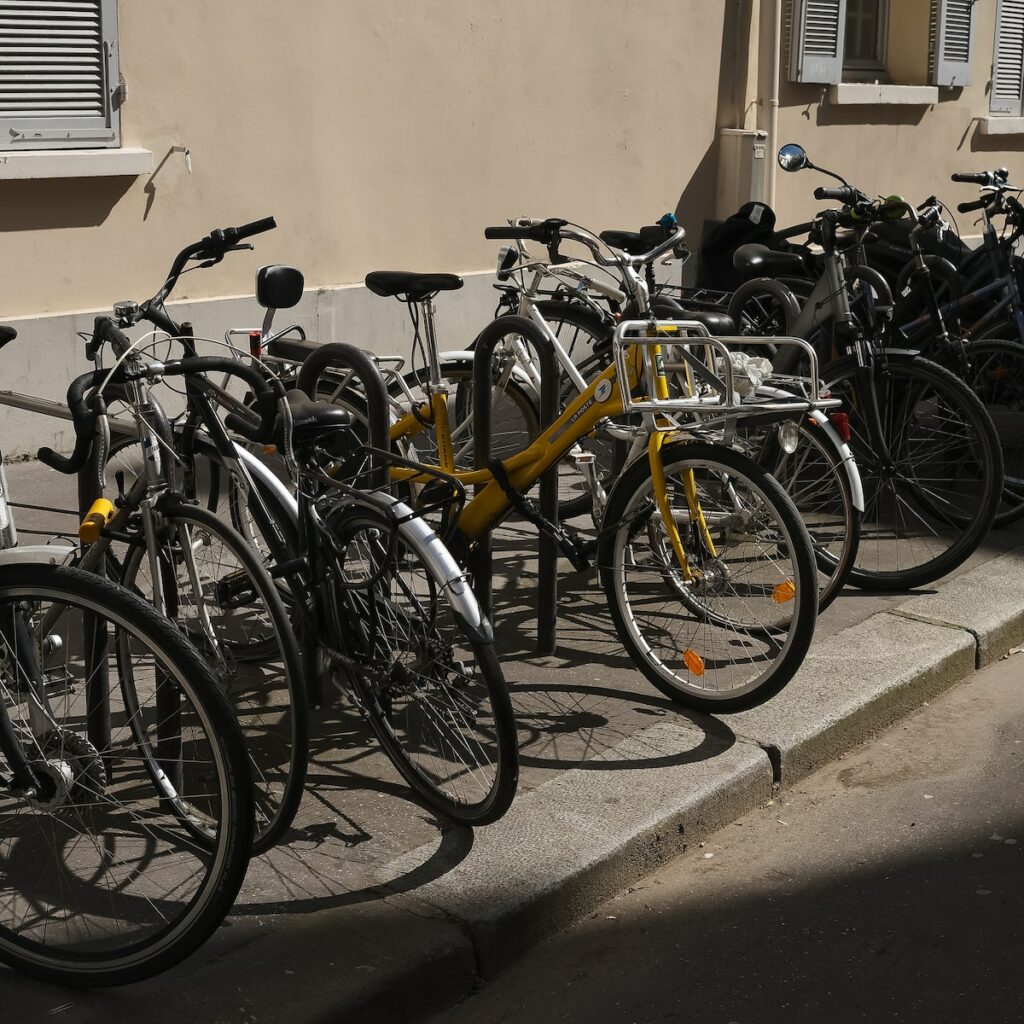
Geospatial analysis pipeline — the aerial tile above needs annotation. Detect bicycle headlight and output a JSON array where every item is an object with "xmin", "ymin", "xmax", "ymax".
[{"xmin": 778, "ymin": 419, "xmax": 800, "ymax": 455}]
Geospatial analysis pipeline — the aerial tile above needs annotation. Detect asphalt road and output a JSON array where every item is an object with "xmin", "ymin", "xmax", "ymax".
[{"xmin": 430, "ymin": 649, "xmax": 1024, "ymax": 1024}]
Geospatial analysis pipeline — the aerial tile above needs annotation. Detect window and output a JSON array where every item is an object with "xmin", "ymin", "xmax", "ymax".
[
  {"xmin": 789, "ymin": 0, "xmax": 973, "ymax": 87},
  {"xmin": 844, "ymin": 0, "xmax": 888, "ymax": 77},
  {"xmin": 0, "ymin": 0, "xmax": 122, "ymax": 152},
  {"xmin": 991, "ymin": 0, "xmax": 1024, "ymax": 116}
]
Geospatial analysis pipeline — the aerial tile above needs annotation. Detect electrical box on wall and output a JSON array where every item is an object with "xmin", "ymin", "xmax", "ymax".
[{"xmin": 716, "ymin": 128, "xmax": 768, "ymax": 217}]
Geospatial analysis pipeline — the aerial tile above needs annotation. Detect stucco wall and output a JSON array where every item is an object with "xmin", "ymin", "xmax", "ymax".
[{"xmin": 0, "ymin": 0, "xmax": 728, "ymax": 319}]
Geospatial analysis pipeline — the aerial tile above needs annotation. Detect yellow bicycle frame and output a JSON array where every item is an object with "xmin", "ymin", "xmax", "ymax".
[{"xmin": 385, "ymin": 335, "xmax": 715, "ymax": 580}]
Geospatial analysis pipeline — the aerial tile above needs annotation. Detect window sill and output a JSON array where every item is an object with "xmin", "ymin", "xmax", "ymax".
[
  {"xmin": 0, "ymin": 147, "xmax": 153, "ymax": 180},
  {"xmin": 829, "ymin": 83, "xmax": 938, "ymax": 105},
  {"xmin": 980, "ymin": 116, "xmax": 1024, "ymax": 136}
]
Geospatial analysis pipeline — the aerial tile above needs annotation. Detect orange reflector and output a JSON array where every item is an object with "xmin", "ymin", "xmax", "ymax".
[
  {"xmin": 988, "ymin": 368, "xmax": 1009, "ymax": 381},
  {"xmin": 772, "ymin": 580, "xmax": 797, "ymax": 603},
  {"xmin": 682, "ymin": 649, "xmax": 705, "ymax": 676},
  {"xmin": 262, "ymin": 445, "xmax": 277, "ymax": 454}
]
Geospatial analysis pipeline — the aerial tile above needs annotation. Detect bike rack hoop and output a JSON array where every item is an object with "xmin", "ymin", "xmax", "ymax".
[{"xmin": 470, "ymin": 314, "xmax": 560, "ymax": 656}]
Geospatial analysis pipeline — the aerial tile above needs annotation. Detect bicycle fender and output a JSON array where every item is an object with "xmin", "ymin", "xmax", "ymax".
[
  {"xmin": 232, "ymin": 441, "xmax": 299, "ymax": 526},
  {"xmin": 805, "ymin": 408, "xmax": 865, "ymax": 513},
  {"xmin": 0, "ymin": 543, "xmax": 76, "ymax": 567},
  {"xmin": 358, "ymin": 489, "xmax": 494, "ymax": 645},
  {"xmin": 753, "ymin": 382, "xmax": 864, "ymax": 514}
]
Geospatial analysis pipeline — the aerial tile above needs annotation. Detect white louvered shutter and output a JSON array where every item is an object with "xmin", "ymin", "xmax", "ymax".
[
  {"xmin": 789, "ymin": 0, "xmax": 848, "ymax": 84},
  {"xmin": 992, "ymin": 0, "xmax": 1024, "ymax": 115},
  {"xmin": 0, "ymin": 0, "xmax": 120, "ymax": 151},
  {"xmin": 931, "ymin": 0, "xmax": 974, "ymax": 86}
]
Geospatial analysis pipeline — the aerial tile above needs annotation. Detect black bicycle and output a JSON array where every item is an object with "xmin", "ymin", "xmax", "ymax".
[
  {"xmin": 0, "ymin": 430, "xmax": 253, "ymax": 984},
  {"xmin": 74, "ymin": 222, "xmax": 519, "ymax": 826}
]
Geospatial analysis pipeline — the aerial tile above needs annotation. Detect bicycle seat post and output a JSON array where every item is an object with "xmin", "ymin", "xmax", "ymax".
[{"xmin": 420, "ymin": 295, "xmax": 445, "ymax": 393}]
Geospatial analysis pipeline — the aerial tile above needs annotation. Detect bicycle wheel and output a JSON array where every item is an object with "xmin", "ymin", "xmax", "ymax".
[
  {"xmin": 0, "ymin": 563, "xmax": 252, "ymax": 987},
  {"xmin": 117, "ymin": 504, "xmax": 307, "ymax": 854},
  {"xmin": 324, "ymin": 503, "xmax": 518, "ymax": 825},
  {"xmin": 747, "ymin": 418, "xmax": 861, "ymax": 611},
  {"xmin": 960, "ymin": 338, "xmax": 1024, "ymax": 527},
  {"xmin": 826, "ymin": 354, "xmax": 1003, "ymax": 590},
  {"xmin": 599, "ymin": 441, "xmax": 819, "ymax": 711}
]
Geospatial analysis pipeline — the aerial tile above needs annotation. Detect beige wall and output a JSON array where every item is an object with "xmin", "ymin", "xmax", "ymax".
[
  {"xmin": 1, "ymin": 0, "xmax": 728, "ymax": 319},
  {"xmin": 764, "ymin": 0, "xmax": 1024, "ymax": 229}
]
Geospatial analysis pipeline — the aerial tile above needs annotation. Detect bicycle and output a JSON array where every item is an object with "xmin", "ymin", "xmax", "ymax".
[
  {"xmin": 731, "ymin": 146, "xmax": 1005, "ymax": 590},
  {"xmin": 60, "ymin": 222, "xmax": 520, "ymax": 827},
  {"xmin": 0, "ymin": 401, "xmax": 254, "ymax": 986},
  {"xmin": 299, "ymin": 218, "xmax": 826, "ymax": 711}
]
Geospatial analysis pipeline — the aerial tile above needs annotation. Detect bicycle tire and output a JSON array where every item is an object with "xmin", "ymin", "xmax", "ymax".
[
  {"xmin": 599, "ymin": 441, "xmax": 819, "ymax": 711},
  {"xmin": 748, "ymin": 418, "xmax": 861, "ymax": 611},
  {"xmin": 324, "ymin": 504, "xmax": 518, "ymax": 825},
  {"xmin": 825, "ymin": 353, "xmax": 1003, "ymax": 590},
  {"xmin": 959, "ymin": 337, "xmax": 1024, "ymax": 526},
  {"xmin": 0, "ymin": 563, "xmax": 252, "ymax": 987},
  {"xmin": 116, "ymin": 503, "xmax": 307, "ymax": 854}
]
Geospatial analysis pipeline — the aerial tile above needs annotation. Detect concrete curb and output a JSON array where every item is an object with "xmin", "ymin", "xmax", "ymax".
[
  {"xmin": 728, "ymin": 611, "xmax": 976, "ymax": 785},
  {"xmin": 376, "ymin": 719, "xmax": 773, "ymax": 978},
  {"xmin": 367, "ymin": 548, "xmax": 1024, "ymax": 1018},
  {"xmin": 894, "ymin": 546, "xmax": 1024, "ymax": 668}
]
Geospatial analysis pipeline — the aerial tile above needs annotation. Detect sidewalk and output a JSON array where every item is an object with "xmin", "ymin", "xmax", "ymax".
[{"xmin": 5, "ymin": 458, "xmax": 1024, "ymax": 1024}]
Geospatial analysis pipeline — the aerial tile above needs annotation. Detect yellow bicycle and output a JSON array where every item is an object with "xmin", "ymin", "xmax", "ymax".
[{"xmin": 298, "ymin": 220, "xmax": 824, "ymax": 710}]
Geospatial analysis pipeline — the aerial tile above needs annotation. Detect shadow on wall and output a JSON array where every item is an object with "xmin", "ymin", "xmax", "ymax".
[
  {"xmin": 968, "ymin": 120, "xmax": 1024, "ymax": 154},
  {"xmin": 0, "ymin": 175, "xmax": 133, "ymax": 232},
  {"xmin": 672, "ymin": 140, "xmax": 719, "ymax": 277}
]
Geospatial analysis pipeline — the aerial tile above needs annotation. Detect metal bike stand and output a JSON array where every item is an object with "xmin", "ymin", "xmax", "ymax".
[
  {"xmin": 470, "ymin": 315, "xmax": 560, "ymax": 655},
  {"xmin": 296, "ymin": 342, "xmax": 391, "ymax": 489},
  {"xmin": 296, "ymin": 342, "xmax": 391, "ymax": 706}
]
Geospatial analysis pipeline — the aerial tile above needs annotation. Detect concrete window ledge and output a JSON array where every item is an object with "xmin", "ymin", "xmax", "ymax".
[
  {"xmin": 829, "ymin": 83, "xmax": 939, "ymax": 105},
  {"xmin": 980, "ymin": 116, "xmax": 1024, "ymax": 136},
  {"xmin": 0, "ymin": 147, "xmax": 153, "ymax": 180}
]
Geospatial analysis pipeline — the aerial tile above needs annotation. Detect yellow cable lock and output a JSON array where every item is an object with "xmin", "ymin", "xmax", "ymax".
[{"xmin": 79, "ymin": 498, "xmax": 115, "ymax": 544}]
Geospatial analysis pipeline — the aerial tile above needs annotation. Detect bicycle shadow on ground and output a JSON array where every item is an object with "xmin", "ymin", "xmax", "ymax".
[{"xmin": 486, "ymin": 550, "xmax": 739, "ymax": 776}]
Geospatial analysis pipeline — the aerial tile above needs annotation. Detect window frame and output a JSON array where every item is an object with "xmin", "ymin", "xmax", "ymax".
[
  {"xmin": 0, "ymin": 0, "xmax": 122, "ymax": 153},
  {"xmin": 843, "ymin": 0, "xmax": 890, "ymax": 79}
]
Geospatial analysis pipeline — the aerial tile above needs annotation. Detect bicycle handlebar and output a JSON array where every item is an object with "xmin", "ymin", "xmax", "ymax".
[
  {"xmin": 952, "ymin": 170, "xmax": 1008, "ymax": 186},
  {"xmin": 37, "ymin": 369, "xmax": 107, "ymax": 475},
  {"xmin": 162, "ymin": 356, "xmax": 284, "ymax": 443},
  {"xmin": 142, "ymin": 216, "xmax": 278, "ymax": 316},
  {"xmin": 484, "ymin": 219, "xmax": 567, "ymax": 244},
  {"xmin": 38, "ymin": 349, "xmax": 286, "ymax": 475},
  {"xmin": 957, "ymin": 196, "xmax": 992, "ymax": 215},
  {"xmin": 814, "ymin": 185, "xmax": 863, "ymax": 204}
]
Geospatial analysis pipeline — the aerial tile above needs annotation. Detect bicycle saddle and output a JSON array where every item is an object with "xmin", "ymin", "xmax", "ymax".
[
  {"xmin": 599, "ymin": 225, "xmax": 669, "ymax": 256},
  {"xmin": 0, "ymin": 325, "xmax": 17, "ymax": 350},
  {"xmin": 273, "ymin": 389, "xmax": 354, "ymax": 448},
  {"xmin": 732, "ymin": 244, "xmax": 805, "ymax": 283},
  {"xmin": 364, "ymin": 271, "xmax": 464, "ymax": 302}
]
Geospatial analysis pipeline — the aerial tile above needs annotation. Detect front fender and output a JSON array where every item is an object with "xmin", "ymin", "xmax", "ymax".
[{"xmin": 0, "ymin": 543, "xmax": 76, "ymax": 567}]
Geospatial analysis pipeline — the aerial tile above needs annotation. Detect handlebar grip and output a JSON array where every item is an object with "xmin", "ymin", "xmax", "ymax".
[
  {"xmin": 814, "ymin": 185, "xmax": 858, "ymax": 204},
  {"xmin": 89, "ymin": 316, "xmax": 133, "ymax": 358},
  {"xmin": 952, "ymin": 172, "xmax": 991, "ymax": 184},
  {"xmin": 484, "ymin": 219, "xmax": 566, "ymax": 244},
  {"xmin": 958, "ymin": 197, "xmax": 989, "ymax": 214},
  {"xmin": 225, "ymin": 217, "xmax": 277, "ymax": 243},
  {"xmin": 36, "ymin": 369, "xmax": 107, "ymax": 474}
]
